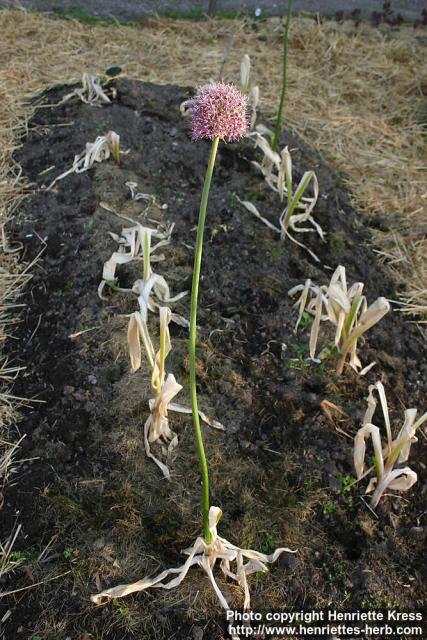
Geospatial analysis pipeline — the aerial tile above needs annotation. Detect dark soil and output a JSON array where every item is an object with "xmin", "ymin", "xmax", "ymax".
[{"xmin": 1, "ymin": 78, "xmax": 426, "ymax": 640}]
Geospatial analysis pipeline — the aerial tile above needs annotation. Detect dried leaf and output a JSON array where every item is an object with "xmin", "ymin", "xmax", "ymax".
[
  {"xmin": 62, "ymin": 73, "xmax": 111, "ymax": 106},
  {"xmin": 355, "ymin": 383, "xmax": 425, "ymax": 508},
  {"xmin": 91, "ymin": 506, "xmax": 296, "ymax": 621},
  {"xmin": 240, "ymin": 54, "xmax": 251, "ymax": 94},
  {"xmin": 127, "ymin": 313, "xmax": 142, "ymax": 373},
  {"xmin": 354, "ymin": 423, "xmax": 384, "ymax": 480}
]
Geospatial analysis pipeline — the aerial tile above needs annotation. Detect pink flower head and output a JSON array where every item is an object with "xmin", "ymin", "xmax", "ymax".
[{"xmin": 188, "ymin": 82, "xmax": 248, "ymax": 142}]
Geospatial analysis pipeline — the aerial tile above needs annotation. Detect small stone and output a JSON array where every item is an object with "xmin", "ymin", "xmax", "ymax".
[
  {"xmin": 192, "ymin": 626, "xmax": 204, "ymax": 640},
  {"xmin": 63, "ymin": 385, "xmax": 75, "ymax": 395},
  {"xmin": 409, "ymin": 526, "xmax": 424, "ymax": 539},
  {"xmin": 87, "ymin": 374, "xmax": 97, "ymax": 385},
  {"xmin": 280, "ymin": 554, "xmax": 297, "ymax": 571},
  {"xmin": 328, "ymin": 476, "xmax": 341, "ymax": 490},
  {"xmin": 324, "ymin": 461, "xmax": 337, "ymax": 474}
]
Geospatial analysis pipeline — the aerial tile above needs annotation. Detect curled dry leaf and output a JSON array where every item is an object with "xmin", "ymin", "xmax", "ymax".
[
  {"xmin": 249, "ymin": 85, "xmax": 259, "ymax": 130},
  {"xmin": 239, "ymin": 54, "xmax": 260, "ymax": 129},
  {"xmin": 126, "ymin": 181, "xmax": 168, "ymax": 210},
  {"xmin": 62, "ymin": 72, "xmax": 111, "ymax": 106},
  {"xmin": 92, "ymin": 506, "xmax": 295, "ymax": 638},
  {"xmin": 242, "ymin": 131, "xmax": 323, "ymax": 258},
  {"xmin": 240, "ymin": 54, "xmax": 251, "ymax": 94},
  {"xmin": 47, "ymin": 131, "xmax": 122, "ymax": 190},
  {"xmin": 289, "ymin": 265, "xmax": 390, "ymax": 374},
  {"xmin": 144, "ymin": 372, "xmax": 182, "ymax": 480},
  {"xmin": 131, "ymin": 307, "xmax": 223, "ymax": 479},
  {"xmin": 353, "ymin": 381, "xmax": 426, "ymax": 508}
]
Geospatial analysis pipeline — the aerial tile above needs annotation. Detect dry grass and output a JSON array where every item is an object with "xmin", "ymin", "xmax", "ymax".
[{"xmin": 0, "ymin": 9, "xmax": 425, "ymax": 320}]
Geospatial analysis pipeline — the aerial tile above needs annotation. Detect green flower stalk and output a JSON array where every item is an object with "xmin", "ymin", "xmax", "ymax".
[
  {"xmin": 272, "ymin": 0, "xmax": 293, "ymax": 152},
  {"xmin": 187, "ymin": 83, "xmax": 248, "ymax": 542},
  {"xmin": 91, "ymin": 86, "xmax": 296, "ymax": 611}
]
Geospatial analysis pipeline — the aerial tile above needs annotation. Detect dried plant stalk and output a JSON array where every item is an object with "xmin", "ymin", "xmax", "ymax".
[{"xmin": 0, "ymin": 524, "xmax": 23, "ymax": 580}]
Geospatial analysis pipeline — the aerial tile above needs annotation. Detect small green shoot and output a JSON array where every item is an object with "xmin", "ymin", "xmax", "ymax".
[
  {"xmin": 299, "ymin": 310, "xmax": 312, "ymax": 330},
  {"xmin": 323, "ymin": 502, "xmax": 336, "ymax": 516},
  {"xmin": 9, "ymin": 550, "xmax": 34, "ymax": 561},
  {"xmin": 260, "ymin": 531, "xmax": 277, "ymax": 554},
  {"xmin": 339, "ymin": 474, "xmax": 354, "ymax": 493},
  {"xmin": 112, "ymin": 598, "xmax": 130, "ymax": 617},
  {"xmin": 266, "ymin": 243, "xmax": 284, "ymax": 259},
  {"xmin": 63, "ymin": 547, "xmax": 73, "ymax": 560}
]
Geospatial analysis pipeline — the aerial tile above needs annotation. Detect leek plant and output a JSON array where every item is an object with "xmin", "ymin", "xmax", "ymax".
[
  {"xmin": 47, "ymin": 131, "xmax": 121, "ymax": 190},
  {"xmin": 289, "ymin": 265, "xmax": 390, "ymax": 374},
  {"xmin": 238, "ymin": 13, "xmax": 322, "ymax": 263},
  {"xmin": 238, "ymin": 135, "xmax": 322, "ymax": 261},
  {"xmin": 122, "ymin": 221, "xmax": 222, "ymax": 479},
  {"xmin": 62, "ymin": 72, "xmax": 112, "ymax": 106},
  {"xmin": 354, "ymin": 381, "xmax": 427, "ymax": 508},
  {"xmin": 97, "ymin": 215, "xmax": 175, "ymax": 300},
  {"xmin": 241, "ymin": 137, "xmax": 321, "ymax": 240}
]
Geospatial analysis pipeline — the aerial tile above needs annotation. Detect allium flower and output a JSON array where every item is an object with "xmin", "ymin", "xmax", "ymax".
[{"xmin": 189, "ymin": 82, "xmax": 248, "ymax": 142}]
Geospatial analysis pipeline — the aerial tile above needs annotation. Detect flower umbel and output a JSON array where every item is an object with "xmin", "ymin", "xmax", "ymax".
[{"xmin": 189, "ymin": 83, "xmax": 248, "ymax": 142}]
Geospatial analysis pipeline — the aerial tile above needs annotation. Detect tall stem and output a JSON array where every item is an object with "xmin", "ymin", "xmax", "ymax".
[
  {"xmin": 189, "ymin": 136, "xmax": 219, "ymax": 543},
  {"xmin": 271, "ymin": 0, "xmax": 292, "ymax": 152}
]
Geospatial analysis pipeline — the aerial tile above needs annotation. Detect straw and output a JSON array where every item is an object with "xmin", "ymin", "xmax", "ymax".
[{"xmin": 0, "ymin": 11, "xmax": 424, "ymax": 319}]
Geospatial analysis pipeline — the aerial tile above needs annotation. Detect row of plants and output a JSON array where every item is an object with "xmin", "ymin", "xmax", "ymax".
[{"xmin": 39, "ymin": 5, "xmax": 425, "ymax": 629}]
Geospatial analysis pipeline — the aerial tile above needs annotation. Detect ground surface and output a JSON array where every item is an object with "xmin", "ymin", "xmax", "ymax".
[
  {"xmin": 0, "ymin": 78, "xmax": 426, "ymax": 639},
  {"xmin": 0, "ymin": 0, "xmax": 425, "ymax": 20}
]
